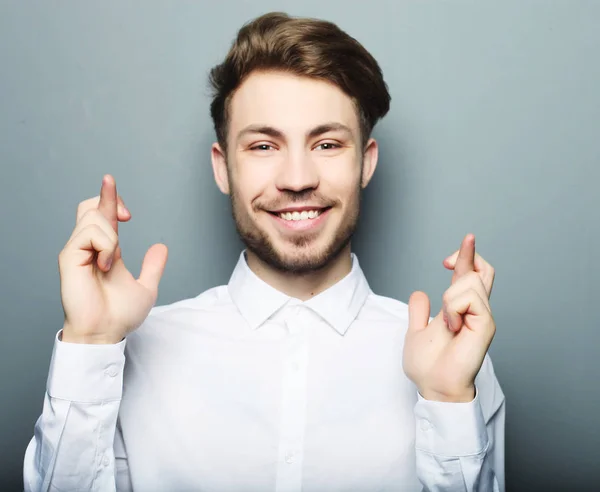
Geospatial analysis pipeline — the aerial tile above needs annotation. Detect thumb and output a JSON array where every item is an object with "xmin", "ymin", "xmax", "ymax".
[
  {"xmin": 408, "ymin": 291, "xmax": 430, "ymax": 332},
  {"xmin": 137, "ymin": 243, "xmax": 168, "ymax": 294}
]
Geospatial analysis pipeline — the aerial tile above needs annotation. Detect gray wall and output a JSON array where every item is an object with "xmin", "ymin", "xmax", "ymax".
[{"xmin": 1, "ymin": 1, "xmax": 598, "ymax": 490}]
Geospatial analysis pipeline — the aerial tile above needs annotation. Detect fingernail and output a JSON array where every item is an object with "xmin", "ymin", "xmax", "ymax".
[{"xmin": 106, "ymin": 258, "xmax": 112, "ymax": 269}]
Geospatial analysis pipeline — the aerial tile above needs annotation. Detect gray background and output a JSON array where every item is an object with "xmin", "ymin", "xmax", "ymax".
[{"xmin": 0, "ymin": 1, "xmax": 598, "ymax": 490}]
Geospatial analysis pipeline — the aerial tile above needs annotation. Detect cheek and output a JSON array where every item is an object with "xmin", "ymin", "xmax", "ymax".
[
  {"xmin": 321, "ymin": 164, "xmax": 362, "ymax": 199},
  {"xmin": 232, "ymin": 167, "xmax": 272, "ymax": 205}
]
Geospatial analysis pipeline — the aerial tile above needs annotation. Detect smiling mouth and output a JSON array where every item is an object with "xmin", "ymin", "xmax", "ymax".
[{"xmin": 267, "ymin": 206, "xmax": 332, "ymax": 221}]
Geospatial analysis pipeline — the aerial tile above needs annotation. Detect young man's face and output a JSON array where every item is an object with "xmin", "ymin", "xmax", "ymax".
[{"xmin": 212, "ymin": 71, "xmax": 378, "ymax": 274}]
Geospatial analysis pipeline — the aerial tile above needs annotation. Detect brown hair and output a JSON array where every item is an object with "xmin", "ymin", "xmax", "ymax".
[{"xmin": 209, "ymin": 12, "xmax": 391, "ymax": 152}]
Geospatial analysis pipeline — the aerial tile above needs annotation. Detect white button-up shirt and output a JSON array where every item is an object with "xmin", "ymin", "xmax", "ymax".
[{"xmin": 24, "ymin": 252, "xmax": 505, "ymax": 491}]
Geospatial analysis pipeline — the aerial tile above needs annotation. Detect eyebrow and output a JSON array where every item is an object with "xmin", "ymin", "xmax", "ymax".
[{"xmin": 236, "ymin": 122, "xmax": 354, "ymax": 142}]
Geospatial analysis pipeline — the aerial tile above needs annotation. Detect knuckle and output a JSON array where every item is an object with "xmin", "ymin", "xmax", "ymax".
[
  {"xmin": 81, "ymin": 210, "xmax": 115, "ymax": 235},
  {"xmin": 77, "ymin": 197, "xmax": 98, "ymax": 215},
  {"xmin": 77, "ymin": 199, "xmax": 90, "ymax": 212},
  {"xmin": 86, "ymin": 222, "xmax": 105, "ymax": 236},
  {"xmin": 58, "ymin": 243, "xmax": 74, "ymax": 263},
  {"xmin": 84, "ymin": 223, "xmax": 117, "ymax": 249},
  {"xmin": 103, "ymin": 227, "xmax": 119, "ymax": 247},
  {"xmin": 442, "ymin": 291, "xmax": 451, "ymax": 305},
  {"xmin": 80, "ymin": 208, "xmax": 100, "ymax": 223}
]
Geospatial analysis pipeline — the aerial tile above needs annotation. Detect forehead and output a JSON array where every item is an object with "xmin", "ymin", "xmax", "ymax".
[{"xmin": 228, "ymin": 71, "xmax": 360, "ymax": 136}]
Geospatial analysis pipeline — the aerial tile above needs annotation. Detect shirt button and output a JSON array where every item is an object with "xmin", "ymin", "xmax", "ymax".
[
  {"xmin": 104, "ymin": 364, "xmax": 119, "ymax": 377},
  {"xmin": 420, "ymin": 419, "xmax": 433, "ymax": 431},
  {"xmin": 102, "ymin": 455, "xmax": 110, "ymax": 467},
  {"xmin": 285, "ymin": 451, "xmax": 295, "ymax": 464}
]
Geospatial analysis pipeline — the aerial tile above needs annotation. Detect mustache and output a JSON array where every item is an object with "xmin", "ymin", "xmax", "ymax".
[{"xmin": 256, "ymin": 190, "xmax": 335, "ymax": 211}]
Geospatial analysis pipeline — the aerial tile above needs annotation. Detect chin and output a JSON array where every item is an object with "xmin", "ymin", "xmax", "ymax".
[
  {"xmin": 262, "ymin": 251, "xmax": 334, "ymax": 274},
  {"xmin": 275, "ymin": 246, "xmax": 328, "ymax": 271},
  {"xmin": 251, "ymin": 233, "xmax": 351, "ymax": 274}
]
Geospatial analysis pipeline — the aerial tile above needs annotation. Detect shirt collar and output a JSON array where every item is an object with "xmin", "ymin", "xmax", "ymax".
[{"xmin": 227, "ymin": 251, "xmax": 371, "ymax": 336}]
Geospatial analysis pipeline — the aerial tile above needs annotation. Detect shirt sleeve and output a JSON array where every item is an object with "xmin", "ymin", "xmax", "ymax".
[
  {"xmin": 413, "ymin": 354, "xmax": 506, "ymax": 492},
  {"xmin": 23, "ymin": 330, "xmax": 132, "ymax": 492}
]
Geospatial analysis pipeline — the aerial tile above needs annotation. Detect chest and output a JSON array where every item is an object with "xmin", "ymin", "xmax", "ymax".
[{"xmin": 119, "ymin": 319, "xmax": 419, "ymax": 491}]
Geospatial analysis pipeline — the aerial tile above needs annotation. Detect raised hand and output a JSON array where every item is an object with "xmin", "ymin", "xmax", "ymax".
[
  {"xmin": 402, "ymin": 234, "xmax": 496, "ymax": 402},
  {"xmin": 58, "ymin": 175, "xmax": 168, "ymax": 344}
]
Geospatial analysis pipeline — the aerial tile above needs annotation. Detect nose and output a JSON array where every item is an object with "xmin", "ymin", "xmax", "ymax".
[{"xmin": 275, "ymin": 149, "xmax": 319, "ymax": 192}]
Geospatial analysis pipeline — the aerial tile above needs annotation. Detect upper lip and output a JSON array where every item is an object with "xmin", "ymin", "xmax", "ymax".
[{"xmin": 270, "ymin": 205, "xmax": 329, "ymax": 214}]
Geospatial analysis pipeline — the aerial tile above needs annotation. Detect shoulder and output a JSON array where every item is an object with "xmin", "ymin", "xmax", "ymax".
[
  {"xmin": 124, "ymin": 284, "xmax": 237, "ymax": 357},
  {"xmin": 148, "ymin": 284, "xmax": 231, "ymax": 319},
  {"xmin": 130, "ymin": 284, "xmax": 235, "ymax": 340},
  {"xmin": 358, "ymin": 292, "xmax": 410, "ymax": 324}
]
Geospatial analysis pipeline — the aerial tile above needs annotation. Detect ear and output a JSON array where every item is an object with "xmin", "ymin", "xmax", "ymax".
[
  {"xmin": 360, "ymin": 138, "xmax": 378, "ymax": 188},
  {"xmin": 211, "ymin": 142, "xmax": 230, "ymax": 195}
]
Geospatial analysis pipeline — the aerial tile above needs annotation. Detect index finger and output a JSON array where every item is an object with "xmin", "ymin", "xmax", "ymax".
[
  {"xmin": 98, "ymin": 174, "xmax": 119, "ymax": 234},
  {"xmin": 76, "ymin": 194, "xmax": 130, "ymax": 224},
  {"xmin": 452, "ymin": 233, "xmax": 476, "ymax": 281}
]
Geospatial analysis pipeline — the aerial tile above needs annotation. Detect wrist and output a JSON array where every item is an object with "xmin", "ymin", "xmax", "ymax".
[
  {"xmin": 419, "ymin": 385, "xmax": 475, "ymax": 403},
  {"xmin": 61, "ymin": 325, "xmax": 123, "ymax": 345}
]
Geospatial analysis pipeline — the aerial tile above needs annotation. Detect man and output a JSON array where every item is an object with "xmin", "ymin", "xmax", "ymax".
[{"xmin": 24, "ymin": 12, "xmax": 505, "ymax": 492}]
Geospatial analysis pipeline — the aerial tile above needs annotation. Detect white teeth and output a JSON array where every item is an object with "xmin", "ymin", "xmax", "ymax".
[{"xmin": 278, "ymin": 210, "xmax": 322, "ymax": 221}]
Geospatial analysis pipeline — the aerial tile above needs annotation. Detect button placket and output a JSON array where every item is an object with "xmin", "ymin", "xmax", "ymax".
[
  {"xmin": 285, "ymin": 310, "xmax": 300, "ymax": 335},
  {"xmin": 275, "ymin": 306, "xmax": 309, "ymax": 491}
]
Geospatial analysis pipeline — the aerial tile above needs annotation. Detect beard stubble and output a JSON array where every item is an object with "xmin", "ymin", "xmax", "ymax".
[{"xmin": 229, "ymin": 184, "xmax": 362, "ymax": 275}]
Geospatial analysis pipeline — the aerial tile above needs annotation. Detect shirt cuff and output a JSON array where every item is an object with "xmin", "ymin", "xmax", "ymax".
[
  {"xmin": 414, "ymin": 387, "xmax": 489, "ymax": 457},
  {"xmin": 46, "ymin": 329, "xmax": 127, "ymax": 403}
]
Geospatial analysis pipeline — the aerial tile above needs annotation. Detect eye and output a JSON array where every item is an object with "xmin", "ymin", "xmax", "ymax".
[
  {"xmin": 315, "ymin": 142, "xmax": 341, "ymax": 151},
  {"xmin": 250, "ymin": 143, "xmax": 276, "ymax": 151}
]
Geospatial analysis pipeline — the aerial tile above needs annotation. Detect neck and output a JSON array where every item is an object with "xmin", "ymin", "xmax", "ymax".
[{"xmin": 245, "ymin": 245, "xmax": 353, "ymax": 301}]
